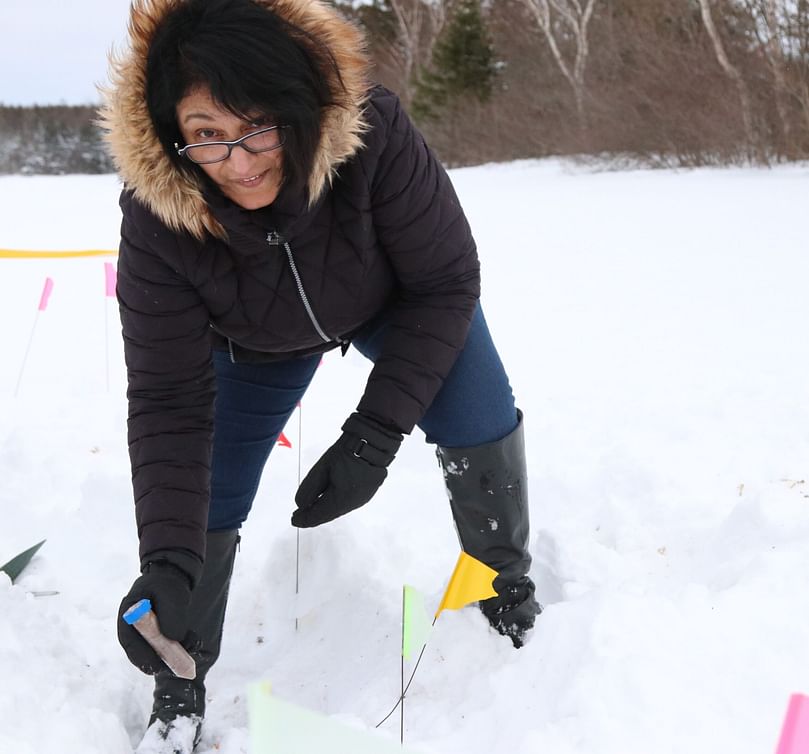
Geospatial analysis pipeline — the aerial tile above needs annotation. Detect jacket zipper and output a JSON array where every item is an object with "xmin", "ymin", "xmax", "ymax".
[{"xmin": 267, "ymin": 231, "xmax": 335, "ymax": 345}]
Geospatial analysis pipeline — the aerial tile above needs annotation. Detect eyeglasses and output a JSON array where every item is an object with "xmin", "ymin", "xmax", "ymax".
[{"xmin": 175, "ymin": 125, "xmax": 288, "ymax": 165}]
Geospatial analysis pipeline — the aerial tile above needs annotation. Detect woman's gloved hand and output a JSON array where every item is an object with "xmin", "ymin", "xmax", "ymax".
[
  {"xmin": 292, "ymin": 412, "xmax": 403, "ymax": 528},
  {"xmin": 117, "ymin": 560, "xmax": 194, "ymax": 674}
]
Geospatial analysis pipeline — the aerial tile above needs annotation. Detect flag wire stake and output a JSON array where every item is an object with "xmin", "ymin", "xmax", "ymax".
[
  {"xmin": 15, "ymin": 277, "xmax": 52, "ymax": 397},
  {"xmin": 295, "ymin": 403, "xmax": 302, "ymax": 632},
  {"xmin": 104, "ymin": 294, "xmax": 110, "ymax": 393},
  {"xmin": 14, "ymin": 311, "xmax": 42, "ymax": 397},
  {"xmin": 400, "ymin": 649, "xmax": 404, "ymax": 745},
  {"xmin": 376, "ymin": 616, "xmax": 437, "ymax": 730},
  {"xmin": 401, "ymin": 590, "xmax": 405, "ymax": 745}
]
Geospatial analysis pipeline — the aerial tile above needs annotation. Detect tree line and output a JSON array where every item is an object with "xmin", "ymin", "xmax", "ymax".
[
  {"xmin": 0, "ymin": 105, "xmax": 113, "ymax": 175},
  {"xmin": 1, "ymin": 0, "xmax": 807, "ymax": 174},
  {"xmin": 347, "ymin": 0, "xmax": 809, "ymax": 166}
]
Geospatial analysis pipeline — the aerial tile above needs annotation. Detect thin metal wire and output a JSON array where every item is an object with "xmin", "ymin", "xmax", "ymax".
[
  {"xmin": 295, "ymin": 403, "xmax": 302, "ymax": 632},
  {"xmin": 376, "ymin": 617, "xmax": 437, "ymax": 729},
  {"xmin": 104, "ymin": 297, "xmax": 110, "ymax": 393},
  {"xmin": 400, "ymin": 652, "xmax": 405, "ymax": 745},
  {"xmin": 14, "ymin": 311, "xmax": 41, "ymax": 397}
]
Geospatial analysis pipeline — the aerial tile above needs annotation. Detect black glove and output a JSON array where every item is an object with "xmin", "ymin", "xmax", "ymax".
[
  {"xmin": 117, "ymin": 560, "xmax": 194, "ymax": 675},
  {"xmin": 292, "ymin": 412, "xmax": 403, "ymax": 528}
]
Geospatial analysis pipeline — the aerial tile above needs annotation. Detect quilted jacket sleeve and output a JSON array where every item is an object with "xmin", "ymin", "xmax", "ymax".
[
  {"xmin": 356, "ymin": 89, "xmax": 481, "ymax": 434},
  {"xmin": 117, "ymin": 193, "xmax": 215, "ymax": 581}
]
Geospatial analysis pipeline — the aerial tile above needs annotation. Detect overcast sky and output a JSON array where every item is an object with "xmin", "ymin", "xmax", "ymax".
[{"xmin": 1, "ymin": 0, "xmax": 133, "ymax": 105}]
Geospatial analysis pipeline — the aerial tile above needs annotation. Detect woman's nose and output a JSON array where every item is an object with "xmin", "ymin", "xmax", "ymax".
[{"xmin": 227, "ymin": 144, "xmax": 257, "ymax": 172}]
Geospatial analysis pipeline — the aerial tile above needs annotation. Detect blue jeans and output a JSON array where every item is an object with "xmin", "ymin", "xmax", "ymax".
[{"xmin": 208, "ymin": 303, "xmax": 517, "ymax": 530}]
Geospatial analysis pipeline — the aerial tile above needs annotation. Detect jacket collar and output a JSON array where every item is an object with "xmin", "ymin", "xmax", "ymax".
[
  {"xmin": 202, "ymin": 178, "xmax": 324, "ymax": 254},
  {"xmin": 98, "ymin": 0, "xmax": 370, "ymax": 241}
]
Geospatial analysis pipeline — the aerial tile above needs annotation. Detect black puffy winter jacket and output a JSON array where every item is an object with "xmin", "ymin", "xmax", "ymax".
[{"xmin": 100, "ymin": 0, "xmax": 480, "ymax": 574}]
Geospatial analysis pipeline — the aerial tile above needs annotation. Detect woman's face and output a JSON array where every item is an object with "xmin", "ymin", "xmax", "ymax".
[{"xmin": 175, "ymin": 87, "xmax": 285, "ymax": 210}]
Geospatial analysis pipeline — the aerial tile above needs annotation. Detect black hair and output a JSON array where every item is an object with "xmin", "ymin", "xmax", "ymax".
[{"xmin": 145, "ymin": 0, "xmax": 340, "ymax": 194}]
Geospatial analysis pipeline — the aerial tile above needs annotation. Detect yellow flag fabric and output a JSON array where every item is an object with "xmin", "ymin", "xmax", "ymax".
[{"xmin": 435, "ymin": 551, "xmax": 498, "ymax": 618}]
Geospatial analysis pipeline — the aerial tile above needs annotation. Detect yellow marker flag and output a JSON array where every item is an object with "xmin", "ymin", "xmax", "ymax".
[{"xmin": 434, "ymin": 551, "xmax": 498, "ymax": 618}]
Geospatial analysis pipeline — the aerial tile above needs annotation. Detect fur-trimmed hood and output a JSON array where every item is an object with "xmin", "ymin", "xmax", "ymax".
[{"xmin": 98, "ymin": 0, "xmax": 371, "ymax": 240}]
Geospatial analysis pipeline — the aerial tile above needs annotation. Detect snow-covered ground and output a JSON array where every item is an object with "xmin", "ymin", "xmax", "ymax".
[{"xmin": 1, "ymin": 161, "xmax": 807, "ymax": 754}]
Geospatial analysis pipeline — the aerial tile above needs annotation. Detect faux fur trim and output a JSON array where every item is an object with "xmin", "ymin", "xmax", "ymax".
[{"xmin": 97, "ymin": 0, "xmax": 371, "ymax": 240}]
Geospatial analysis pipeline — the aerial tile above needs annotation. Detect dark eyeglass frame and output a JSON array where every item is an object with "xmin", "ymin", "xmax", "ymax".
[{"xmin": 175, "ymin": 125, "xmax": 288, "ymax": 165}]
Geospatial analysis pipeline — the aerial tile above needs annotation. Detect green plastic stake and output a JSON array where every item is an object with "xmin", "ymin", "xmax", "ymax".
[{"xmin": 0, "ymin": 540, "xmax": 46, "ymax": 583}]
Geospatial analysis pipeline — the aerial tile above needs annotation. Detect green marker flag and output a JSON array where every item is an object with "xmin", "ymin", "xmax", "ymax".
[
  {"xmin": 248, "ymin": 681, "xmax": 424, "ymax": 753},
  {"xmin": 0, "ymin": 540, "xmax": 46, "ymax": 583},
  {"xmin": 402, "ymin": 585, "xmax": 433, "ymax": 661}
]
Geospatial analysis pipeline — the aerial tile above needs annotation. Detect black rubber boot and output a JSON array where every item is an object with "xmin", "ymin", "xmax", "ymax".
[
  {"xmin": 436, "ymin": 410, "xmax": 541, "ymax": 648},
  {"xmin": 145, "ymin": 529, "xmax": 239, "ymax": 753}
]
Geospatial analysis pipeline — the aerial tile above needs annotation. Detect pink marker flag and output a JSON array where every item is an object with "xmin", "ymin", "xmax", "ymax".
[
  {"xmin": 38, "ymin": 277, "xmax": 54, "ymax": 311},
  {"xmin": 775, "ymin": 694, "xmax": 809, "ymax": 754},
  {"xmin": 16, "ymin": 278, "xmax": 54, "ymax": 396},
  {"xmin": 104, "ymin": 262, "xmax": 117, "ymax": 297}
]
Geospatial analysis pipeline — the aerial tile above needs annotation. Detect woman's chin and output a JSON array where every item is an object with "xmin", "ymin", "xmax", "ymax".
[{"xmin": 219, "ymin": 172, "xmax": 283, "ymax": 210}]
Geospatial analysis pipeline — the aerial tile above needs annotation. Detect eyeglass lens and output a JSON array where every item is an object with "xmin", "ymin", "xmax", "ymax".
[{"xmin": 185, "ymin": 128, "xmax": 285, "ymax": 164}]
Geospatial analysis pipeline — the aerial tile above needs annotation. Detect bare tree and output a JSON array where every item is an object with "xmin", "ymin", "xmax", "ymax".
[
  {"xmin": 742, "ymin": 0, "xmax": 809, "ymax": 154},
  {"xmin": 697, "ymin": 0, "xmax": 757, "ymax": 151},
  {"xmin": 519, "ymin": 0, "xmax": 599, "ymax": 130},
  {"xmin": 785, "ymin": 0, "xmax": 809, "ymax": 139},
  {"xmin": 736, "ymin": 0, "xmax": 791, "ymax": 152},
  {"xmin": 388, "ymin": 0, "xmax": 447, "ymax": 105},
  {"xmin": 762, "ymin": 0, "xmax": 793, "ymax": 146}
]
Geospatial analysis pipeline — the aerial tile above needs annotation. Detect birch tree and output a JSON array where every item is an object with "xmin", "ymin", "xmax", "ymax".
[
  {"xmin": 520, "ymin": 0, "xmax": 600, "ymax": 129},
  {"xmin": 760, "ymin": 0, "xmax": 792, "ymax": 147},
  {"xmin": 741, "ymin": 0, "xmax": 809, "ymax": 153},
  {"xmin": 388, "ymin": 0, "xmax": 447, "ymax": 105},
  {"xmin": 697, "ymin": 0, "xmax": 756, "ymax": 151},
  {"xmin": 784, "ymin": 0, "xmax": 809, "ymax": 137}
]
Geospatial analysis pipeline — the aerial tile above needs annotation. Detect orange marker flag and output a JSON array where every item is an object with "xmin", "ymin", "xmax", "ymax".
[
  {"xmin": 277, "ymin": 432, "xmax": 292, "ymax": 448},
  {"xmin": 434, "ymin": 551, "xmax": 498, "ymax": 618}
]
